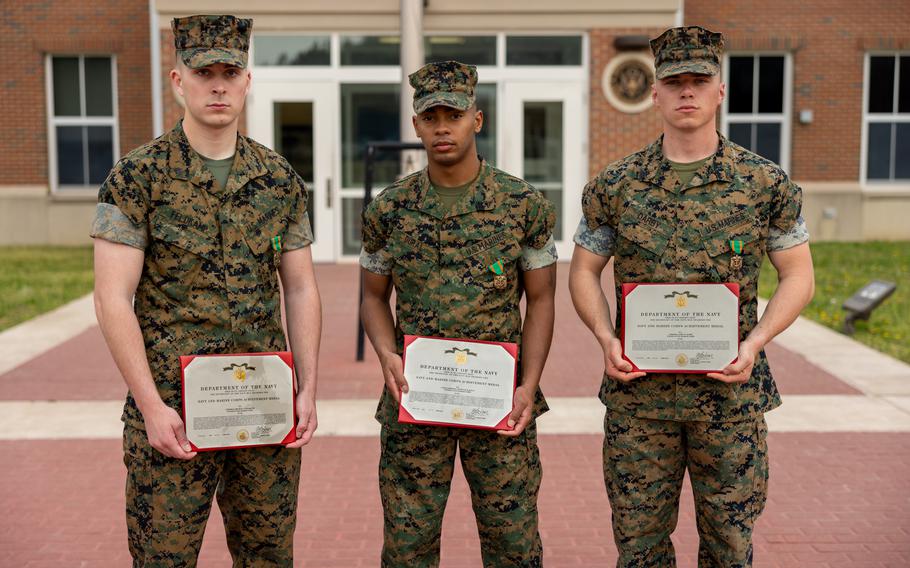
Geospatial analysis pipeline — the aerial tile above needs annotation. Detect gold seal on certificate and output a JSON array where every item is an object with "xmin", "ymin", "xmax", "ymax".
[
  {"xmin": 400, "ymin": 335, "xmax": 517, "ymax": 430},
  {"xmin": 621, "ymin": 283, "xmax": 740, "ymax": 373},
  {"xmin": 181, "ymin": 352, "xmax": 297, "ymax": 451}
]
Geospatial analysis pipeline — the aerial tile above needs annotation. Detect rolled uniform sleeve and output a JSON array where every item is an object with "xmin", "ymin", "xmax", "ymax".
[
  {"xmin": 519, "ymin": 191, "xmax": 557, "ymax": 271},
  {"xmin": 573, "ymin": 217, "xmax": 616, "ymax": 257},
  {"xmin": 283, "ymin": 172, "xmax": 314, "ymax": 251},
  {"xmin": 767, "ymin": 177, "xmax": 809, "ymax": 251},
  {"xmin": 574, "ymin": 172, "xmax": 618, "ymax": 257},
  {"xmin": 90, "ymin": 159, "xmax": 149, "ymax": 250},
  {"xmin": 359, "ymin": 199, "xmax": 393, "ymax": 275},
  {"xmin": 767, "ymin": 216, "xmax": 809, "ymax": 251}
]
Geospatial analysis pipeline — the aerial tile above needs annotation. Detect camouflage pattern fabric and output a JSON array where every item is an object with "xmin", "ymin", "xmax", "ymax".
[
  {"xmin": 172, "ymin": 14, "xmax": 252, "ymax": 69},
  {"xmin": 574, "ymin": 215, "xmax": 810, "ymax": 258},
  {"xmin": 362, "ymin": 160, "xmax": 555, "ymax": 414},
  {"xmin": 603, "ymin": 411, "xmax": 768, "ymax": 567},
  {"xmin": 650, "ymin": 25, "xmax": 724, "ymax": 79},
  {"xmin": 409, "ymin": 60, "xmax": 478, "ymax": 114},
  {"xmin": 91, "ymin": 120, "xmax": 310, "ymax": 429},
  {"xmin": 580, "ymin": 134, "xmax": 803, "ymax": 423},
  {"xmin": 362, "ymin": 161, "xmax": 555, "ymax": 565},
  {"xmin": 93, "ymin": 120, "xmax": 310, "ymax": 565},
  {"xmin": 377, "ymin": 391, "xmax": 542, "ymax": 568},
  {"xmin": 123, "ymin": 425, "xmax": 301, "ymax": 567}
]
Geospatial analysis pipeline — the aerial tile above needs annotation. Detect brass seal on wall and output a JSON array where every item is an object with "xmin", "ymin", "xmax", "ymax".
[{"xmin": 602, "ymin": 52, "xmax": 655, "ymax": 114}]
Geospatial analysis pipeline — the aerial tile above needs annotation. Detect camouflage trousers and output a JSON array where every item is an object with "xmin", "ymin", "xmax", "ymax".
[
  {"xmin": 123, "ymin": 424, "xmax": 301, "ymax": 567},
  {"xmin": 377, "ymin": 393, "xmax": 543, "ymax": 567},
  {"xmin": 603, "ymin": 410, "xmax": 769, "ymax": 568}
]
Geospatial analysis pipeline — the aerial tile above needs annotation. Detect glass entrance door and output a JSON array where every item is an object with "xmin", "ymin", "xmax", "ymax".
[
  {"xmin": 248, "ymin": 82, "xmax": 337, "ymax": 262},
  {"xmin": 502, "ymin": 82, "xmax": 584, "ymax": 259}
]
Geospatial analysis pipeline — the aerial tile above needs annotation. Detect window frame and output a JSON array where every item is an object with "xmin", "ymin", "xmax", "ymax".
[
  {"xmin": 251, "ymin": 34, "xmax": 333, "ymax": 67},
  {"xmin": 860, "ymin": 51, "xmax": 910, "ymax": 186},
  {"xmin": 720, "ymin": 52, "xmax": 793, "ymax": 173},
  {"xmin": 45, "ymin": 54, "xmax": 120, "ymax": 195}
]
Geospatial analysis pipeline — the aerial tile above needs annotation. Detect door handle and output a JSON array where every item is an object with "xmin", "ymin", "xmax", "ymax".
[{"xmin": 325, "ymin": 178, "xmax": 333, "ymax": 209}]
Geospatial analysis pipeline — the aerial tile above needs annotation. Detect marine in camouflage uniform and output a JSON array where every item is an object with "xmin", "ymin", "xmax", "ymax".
[
  {"xmin": 571, "ymin": 27, "xmax": 812, "ymax": 567},
  {"xmin": 92, "ymin": 15, "xmax": 316, "ymax": 567},
  {"xmin": 361, "ymin": 61, "xmax": 558, "ymax": 567}
]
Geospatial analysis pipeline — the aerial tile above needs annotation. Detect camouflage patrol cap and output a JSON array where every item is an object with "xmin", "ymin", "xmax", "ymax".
[
  {"xmin": 172, "ymin": 15, "xmax": 252, "ymax": 69},
  {"xmin": 409, "ymin": 60, "xmax": 478, "ymax": 114},
  {"xmin": 650, "ymin": 26, "xmax": 724, "ymax": 79}
]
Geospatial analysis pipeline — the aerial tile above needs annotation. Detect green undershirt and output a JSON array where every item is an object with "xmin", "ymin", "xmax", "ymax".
[
  {"xmin": 201, "ymin": 155, "xmax": 235, "ymax": 192},
  {"xmin": 669, "ymin": 156, "xmax": 710, "ymax": 186},
  {"xmin": 429, "ymin": 165, "xmax": 483, "ymax": 213}
]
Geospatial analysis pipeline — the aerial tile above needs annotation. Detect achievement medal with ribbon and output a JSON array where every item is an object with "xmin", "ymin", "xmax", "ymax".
[
  {"xmin": 729, "ymin": 239, "xmax": 744, "ymax": 270},
  {"xmin": 271, "ymin": 235, "xmax": 282, "ymax": 268},
  {"xmin": 489, "ymin": 259, "xmax": 507, "ymax": 289}
]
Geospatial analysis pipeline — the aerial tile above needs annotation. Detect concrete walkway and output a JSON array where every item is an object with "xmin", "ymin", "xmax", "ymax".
[{"xmin": 2, "ymin": 283, "xmax": 908, "ymax": 439}]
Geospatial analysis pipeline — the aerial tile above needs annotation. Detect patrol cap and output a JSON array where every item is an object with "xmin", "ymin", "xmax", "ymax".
[
  {"xmin": 409, "ymin": 60, "xmax": 478, "ymax": 114},
  {"xmin": 172, "ymin": 15, "xmax": 253, "ymax": 69},
  {"xmin": 650, "ymin": 25, "xmax": 724, "ymax": 79}
]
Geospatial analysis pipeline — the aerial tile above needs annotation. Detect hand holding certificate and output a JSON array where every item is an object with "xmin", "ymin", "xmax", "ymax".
[
  {"xmin": 621, "ymin": 283, "xmax": 740, "ymax": 373},
  {"xmin": 181, "ymin": 352, "xmax": 297, "ymax": 451},
  {"xmin": 400, "ymin": 335, "xmax": 517, "ymax": 430}
]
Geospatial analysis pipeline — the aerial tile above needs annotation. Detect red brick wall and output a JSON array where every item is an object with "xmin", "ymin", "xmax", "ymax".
[
  {"xmin": 0, "ymin": 0, "xmax": 151, "ymax": 185},
  {"xmin": 160, "ymin": 28, "xmax": 183, "ymax": 132},
  {"xmin": 588, "ymin": 28, "xmax": 666, "ymax": 178},
  {"xmin": 685, "ymin": 0, "xmax": 910, "ymax": 181}
]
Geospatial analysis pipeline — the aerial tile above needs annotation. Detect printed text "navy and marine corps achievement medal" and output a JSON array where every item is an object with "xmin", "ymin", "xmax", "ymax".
[
  {"xmin": 181, "ymin": 352, "xmax": 297, "ymax": 451},
  {"xmin": 399, "ymin": 336, "xmax": 518, "ymax": 430},
  {"xmin": 621, "ymin": 283, "xmax": 740, "ymax": 373}
]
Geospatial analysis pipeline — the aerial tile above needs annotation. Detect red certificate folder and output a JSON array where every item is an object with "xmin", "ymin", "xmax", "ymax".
[
  {"xmin": 620, "ymin": 283, "xmax": 740, "ymax": 374},
  {"xmin": 399, "ymin": 335, "xmax": 518, "ymax": 430},
  {"xmin": 180, "ymin": 351, "xmax": 297, "ymax": 452}
]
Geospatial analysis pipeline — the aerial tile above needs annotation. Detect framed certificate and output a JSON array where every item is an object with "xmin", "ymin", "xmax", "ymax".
[
  {"xmin": 621, "ymin": 283, "xmax": 740, "ymax": 373},
  {"xmin": 400, "ymin": 335, "xmax": 517, "ymax": 430},
  {"xmin": 180, "ymin": 352, "xmax": 297, "ymax": 451}
]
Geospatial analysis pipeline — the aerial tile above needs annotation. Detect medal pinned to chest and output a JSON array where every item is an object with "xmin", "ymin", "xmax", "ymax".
[
  {"xmin": 489, "ymin": 259, "xmax": 508, "ymax": 290},
  {"xmin": 728, "ymin": 239, "xmax": 744, "ymax": 271},
  {"xmin": 271, "ymin": 235, "xmax": 282, "ymax": 268}
]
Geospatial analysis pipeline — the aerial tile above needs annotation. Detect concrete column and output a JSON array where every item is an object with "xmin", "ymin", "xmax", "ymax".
[
  {"xmin": 400, "ymin": 0, "xmax": 425, "ymax": 176},
  {"xmin": 149, "ymin": 0, "xmax": 163, "ymax": 137}
]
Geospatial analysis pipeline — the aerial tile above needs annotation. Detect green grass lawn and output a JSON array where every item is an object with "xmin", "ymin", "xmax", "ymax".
[
  {"xmin": 0, "ymin": 246, "xmax": 94, "ymax": 332},
  {"xmin": 759, "ymin": 241, "xmax": 910, "ymax": 364},
  {"xmin": 1, "ymin": 243, "xmax": 908, "ymax": 365}
]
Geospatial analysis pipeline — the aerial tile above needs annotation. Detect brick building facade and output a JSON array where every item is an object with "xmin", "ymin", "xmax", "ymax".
[{"xmin": 1, "ymin": 0, "xmax": 907, "ymax": 249}]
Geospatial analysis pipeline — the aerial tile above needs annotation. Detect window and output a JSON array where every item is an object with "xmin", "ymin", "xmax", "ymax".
[
  {"xmin": 425, "ymin": 35, "xmax": 497, "ymax": 66},
  {"xmin": 340, "ymin": 36, "xmax": 400, "ymax": 66},
  {"xmin": 340, "ymin": 83, "xmax": 400, "ymax": 255},
  {"xmin": 864, "ymin": 54, "xmax": 910, "ymax": 182},
  {"xmin": 48, "ymin": 55, "xmax": 117, "ymax": 190},
  {"xmin": 506, "ymin": 36, "xmax": 582, "ymax": 66},
  {"xmin": 523, "ymin": 101, "xmax": 565, "ymax": 239},
  {"xmin": 723, "ymin": 54, "xmax": 789, "ymax": 169},
  {"xmin": 253, "ymin": 35, "xmax": 330, "ymax": 66}
]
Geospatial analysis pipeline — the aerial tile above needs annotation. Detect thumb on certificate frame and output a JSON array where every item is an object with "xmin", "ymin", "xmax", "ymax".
[
  {"xmin": 393, "ymin": 366, "xmax": 409, "ymax": 394},
  {"xmin": 174, "ymin": 423, "xmax": 192, "ymax": 454}
]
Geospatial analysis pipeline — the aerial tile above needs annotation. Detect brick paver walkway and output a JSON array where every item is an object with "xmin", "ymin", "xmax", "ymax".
[{"xmin": 0, "ymin": 264, "xmax": 907, "ymax": 567}]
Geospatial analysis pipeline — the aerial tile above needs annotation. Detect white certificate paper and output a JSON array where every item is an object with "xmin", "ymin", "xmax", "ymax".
[
  {"xmin": 400, "ymin": 335, "xmax": 517, "ymax": 429},
  {"xmin": 181, "ymin": 353, "xmax": 296, "ymax": 451},
  {"xmin": 621, "ymin": 283, "xmax": 740, "ymax": 373}
]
